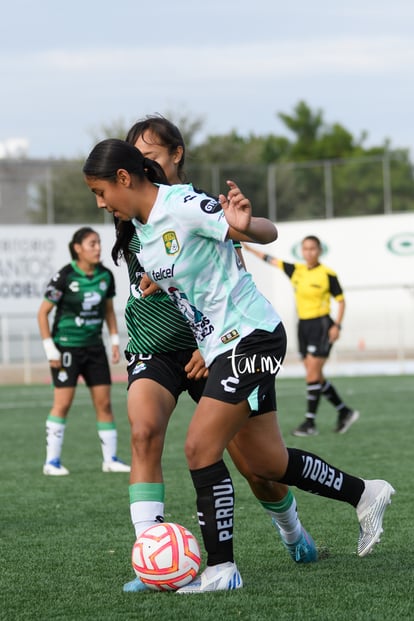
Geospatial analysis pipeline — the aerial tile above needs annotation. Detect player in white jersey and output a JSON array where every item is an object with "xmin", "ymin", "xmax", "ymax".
[
  {"xmin": 83, "ymin": 139, "xmax": 394, "ymax": 593},
  {"xmin": 117, "ymin": 117, "xmax": 317, "ymax": 593},
  {"xmin": 134, "ymin": 183, "xmax": 279, "ymax": 366}
]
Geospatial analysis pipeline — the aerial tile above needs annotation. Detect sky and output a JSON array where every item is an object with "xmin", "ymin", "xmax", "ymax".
[{"xmin": 0, "ymin": 0, "xmax": 413, "ymax": 160}]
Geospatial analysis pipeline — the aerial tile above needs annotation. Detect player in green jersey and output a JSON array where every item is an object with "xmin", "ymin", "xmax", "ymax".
[
  {"xmin": 38, "ymin": 227, "xmax": 130, "ymax": 476},
  {"xmin": 83, "ymin": 139, "xmax": 394, "ymax": 593}
]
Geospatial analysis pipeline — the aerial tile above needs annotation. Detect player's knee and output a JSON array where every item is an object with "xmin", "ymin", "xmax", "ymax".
[
  {"xmin": 241, "ymin": 469, "xmax": 262, "ymax": 485},
  {"xmin": 130, "ymin": 420, "xmax": 165, "ymax": 454},
  {"xmin": 51, "ymin": 405, "xmax": 70, "ymax": 418},
  {"xmin": 183, "ymin": 436, "xmax": 202, "ymax": 467}
]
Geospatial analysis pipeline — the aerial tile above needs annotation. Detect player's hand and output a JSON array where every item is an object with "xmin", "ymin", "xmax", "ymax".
[
  {"xmin": 328, "ymin": 324, "xmax": 341, "ymax": 344},
  {"xmin": 184, "ymin": 349, "xmax": 209, "ymax": 380},
  {"xmin": 140, "ymin": 274, "xmax": 161, "ymax": 297},
  {"xmin": 219, "ymin": 180, "xmax": 251, "ymax": 234},
  {"xmin": 49, "ymin": 359, "xmax": 61, "ymax": 369}
]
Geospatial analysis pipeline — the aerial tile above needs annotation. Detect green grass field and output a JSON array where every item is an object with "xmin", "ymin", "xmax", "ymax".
[{"xmin": 0, "ymin": 376, "xmax": 411, "ymax": 621}]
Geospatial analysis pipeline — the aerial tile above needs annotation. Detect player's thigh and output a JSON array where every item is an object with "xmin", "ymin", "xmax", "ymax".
[
  {"xmin": 231, "ymin": 411, "xmax": 289, "ymax": 480},
  {"xmin": 185, "ymin": 396, "xmax": 250, "ymax": 468}
]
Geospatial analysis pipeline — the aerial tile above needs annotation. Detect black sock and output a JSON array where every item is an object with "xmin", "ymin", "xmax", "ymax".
[
  {"xmin": 321, "ymin": 380, "xmax": 349, "ymax": 412},
  {"xmin": 306, "ymin": 382, "xmax": 322, "ymax": 418},
  {"xmin": 280, "ymin": 448, "xmax": 365, "ymax": 507},
  {"xmin": 190, "ymin": 460, "xmax": 234, "ymax": 566}
]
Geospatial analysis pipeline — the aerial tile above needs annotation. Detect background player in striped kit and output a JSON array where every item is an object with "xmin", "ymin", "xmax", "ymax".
[{"xmin": 38, "ymin": 227, "xmax": 130, "ymax": 475}]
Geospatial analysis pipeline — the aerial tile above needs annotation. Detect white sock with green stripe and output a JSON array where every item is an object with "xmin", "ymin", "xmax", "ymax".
[
  {"xmin": 97, "ymin": 421, "xmax": 117, "ymax": 463},
  {"xmin": 260, "ymin": 489, "xmax": 302, "ymax": 544},
  {"xmin": 129, "ymin": 482, "xmax": 165, "ymax": 540},
  {"xmin": 45, "ymin": 414, "xmax": 66, "ymax": 463}
]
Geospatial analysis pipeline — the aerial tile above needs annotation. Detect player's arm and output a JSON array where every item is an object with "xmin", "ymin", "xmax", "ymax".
[
  {"xmin": 328, "ymin": 273, "xmax": 345, "ymax": 341},
  {"xmin": 329, "ymin": 298, "xmax": 345, "ymax": 343},
  {"xmin": 219, "ymin": 180, "xmax": 277, "ymax": 244},
  {"xmin": 37, "ymin": 299, "xmax": 61, "ymax": 369},
  {"xmin": 104, "ymin": 298, "xmax": 120, "ymax": 364}
]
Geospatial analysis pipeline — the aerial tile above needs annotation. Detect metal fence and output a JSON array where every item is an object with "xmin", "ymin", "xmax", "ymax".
[{"xmin": 0, "ymin": 153, "xmax": 413, "ymax": 224}]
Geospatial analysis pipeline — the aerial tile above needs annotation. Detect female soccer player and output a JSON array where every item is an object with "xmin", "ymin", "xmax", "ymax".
[
  {"xmin": 114, "ymin": 117, "xmax": 317, "ymax": 593},
  {"xmin": 83, "ymin": 139, "xmax": 394, "ymax": 593},
  {"xmin": 244, "ymin": 238, "xmax": 359, "ymax": 437},
  {"xmin": 38, "ymin": 227, "xmax": 130, "ymax": 475}
]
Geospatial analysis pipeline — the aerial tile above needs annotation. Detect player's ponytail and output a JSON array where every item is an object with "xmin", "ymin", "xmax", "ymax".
[{"xmin": 111, "ymin": 218, "xmax": 134, "ymax": 265}]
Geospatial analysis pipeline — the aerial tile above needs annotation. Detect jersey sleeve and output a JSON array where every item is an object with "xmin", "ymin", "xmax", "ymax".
[
  {"xmin": 43, "ymin": 265, "xmax": 70, "ymax": 304},
  {"xmin": 277, "ymin": 259, "xmax": 296, "ymax": 279},
  {"xmin": 107, "ymin": 270, "xmax": 116, "ymax": 298},
  {"xmin": 174, "ymin": 186, "xmax": 229, "ymax": 242},
  {"xmin": 328, "ymin": 273, "xmax": 344, "ymax": 300}
]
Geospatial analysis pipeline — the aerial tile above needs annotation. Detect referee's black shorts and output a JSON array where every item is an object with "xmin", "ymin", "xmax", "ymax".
[{"xmin": 298, "ymin": 315, "xmax": 334, "ymax": 358}]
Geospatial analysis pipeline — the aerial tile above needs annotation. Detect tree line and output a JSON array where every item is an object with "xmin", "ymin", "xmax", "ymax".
[{"xmin": 33, "ymin": 101, "xmax": 414, "ymax": 223}]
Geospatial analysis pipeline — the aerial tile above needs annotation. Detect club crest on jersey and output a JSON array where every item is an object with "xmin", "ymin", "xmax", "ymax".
[{"xmin": 163, "ymin": 231, "xmax": 180, "ymax": 255}]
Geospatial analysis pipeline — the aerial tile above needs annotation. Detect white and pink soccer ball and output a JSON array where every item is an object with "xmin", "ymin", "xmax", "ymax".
[{"xmin": 132, "ymin": 522, "xmax": 201, "ymax": 591}]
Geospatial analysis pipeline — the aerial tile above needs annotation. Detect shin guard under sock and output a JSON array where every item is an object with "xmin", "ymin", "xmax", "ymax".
[
  {"xmin": 281, "ymin": 448, "xmax": 364, "ymax": 507},
  {"xmin": 190, "ymin": 460, "xmax": 234, "ymax": 566}
]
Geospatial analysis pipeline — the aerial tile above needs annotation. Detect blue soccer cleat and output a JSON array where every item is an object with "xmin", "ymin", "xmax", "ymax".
[
  {"xmin": 123, "ymin": 576, "xmax": 150, "ymax": 592},
  {"xmin": 273, "ymin": 521, "xmax": 318, "ymax": 563}
]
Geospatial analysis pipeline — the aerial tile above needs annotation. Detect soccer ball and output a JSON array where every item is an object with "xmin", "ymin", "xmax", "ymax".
[{"xmin": 132, "ymin": 522, "xmax": 201, "ymax": 591}]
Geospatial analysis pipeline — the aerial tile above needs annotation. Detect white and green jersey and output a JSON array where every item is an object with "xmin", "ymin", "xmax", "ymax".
[{"xmin": 133, "ymin": 184, "xmax": 280, "ymax": 367}]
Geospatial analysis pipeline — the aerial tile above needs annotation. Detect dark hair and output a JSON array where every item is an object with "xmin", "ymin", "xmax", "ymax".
[
  {"xmin": 118, "ymin": 117, "xmax": 185, "ymax": 267},
  {"xmin": 69, "ymin": 227, "xmax": 98, "ymax": 260},
  {"xmin": 83, "ymin": 138, "xmax": 168, "ymax": 185},
  {"xmin": 126, "ymin": 114, "xmax": 186, "ymax": 182},
  {"xmin": 83, "ymin": 138, "xmax": 170, "ymax": 266},
  {"xmin": 111, "ymin": 217, "xmax": 135, "ymax": 265},
  {"xmin": 302, "ymin": 235, "xmax": 322, "ymax": 249}
]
